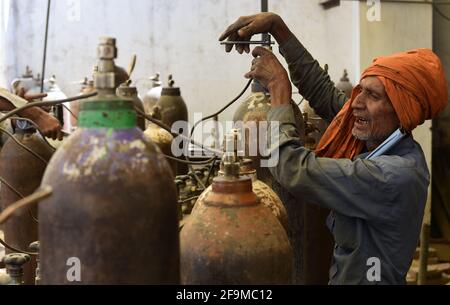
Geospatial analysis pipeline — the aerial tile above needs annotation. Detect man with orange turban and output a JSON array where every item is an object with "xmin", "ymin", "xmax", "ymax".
[{"xmin": 220, "ymin": 13, "xmax": 448, "ymax": 285}]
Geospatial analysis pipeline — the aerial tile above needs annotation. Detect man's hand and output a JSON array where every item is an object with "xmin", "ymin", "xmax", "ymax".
[
  {"xmin": 33, "ymin": 110, "xmax": 64, "ymax": 141},
  {"xmin": 245, "ymin": 47, "xmax": 292, "ymax": 107},
  {"xmin": 219, "ymin": 13, "xmax": 292, "ymax": 54},
  {"xmin": 14, "ymin": 89, "xmax": 63, "ymax": 140},
  {"xmin": 18, "ymin": 87, "xmax": 51, "ymax": 112}
]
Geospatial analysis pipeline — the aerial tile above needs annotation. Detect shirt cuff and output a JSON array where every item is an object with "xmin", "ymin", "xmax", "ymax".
[
  {"xmin": 268, "ymin": 104, "xmax": 297, "ymax": 126},
  {"xmin": 268, "ymin": 105, "xmax": 300, "ymax": 149}
]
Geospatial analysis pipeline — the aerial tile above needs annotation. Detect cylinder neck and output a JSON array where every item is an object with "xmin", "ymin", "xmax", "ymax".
[
  {"xmin": 78, "ymin": 98, "xmax": 137, "ymax": 129},
  {"xmin": 161, "ymin": 87, "xmax": 181, "ymax": 96},
  {"xmin": 212, "ymin": 176, "xmax": 252, "ymax": 194},
  {"xmin": 206, "ymin": 176, "xmax": 259, "ymax": 208}
]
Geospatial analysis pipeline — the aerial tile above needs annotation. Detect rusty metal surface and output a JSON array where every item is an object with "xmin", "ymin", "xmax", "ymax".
[
  {"xmin": 157, "ymin": 89, "xmax": 188, "ymax": 175},
  {"xmin": 157, "ymin": 81, "xmax": 188, "ymax": 128},
  {"xmin": 116, "ymin": 83, "xmax": 146, "ymax": 130},
  {"xmin": 39, "ymin": 127, "xmax": 179, "ymax": 284},
  {"xmin": 181, "ymin": 176, "xmax": 293, "ymax": 285},
  {"xmin": 0, "ymin": 132, "xmax": 53, "ymax": 285},
  {"xmin": 193, "ymin": 163, "xmax": 289, "ymax": 234},
  {"xmin": 144, "ymin": 123, "xmax": 177, "ymax": 176}
]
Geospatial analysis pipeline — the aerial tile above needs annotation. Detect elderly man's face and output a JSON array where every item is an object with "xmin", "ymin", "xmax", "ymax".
[{"xmin": 351, "ymin": 76, "xmax": 400, "ymax": 151}]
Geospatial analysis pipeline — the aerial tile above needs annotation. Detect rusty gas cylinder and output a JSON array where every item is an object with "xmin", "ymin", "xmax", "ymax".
[
  {"xmin": 143, "ymin": 105, "xmax": 177, "ymax": 176},
  {"xmin": 192, "ymin": 158, "xmax": 289, "ymax": 233},
  {"xmin": 180, "ymin": 133, "xmax": 293, "ymax": 285},
  {"xmin": 157, "ymin": 75, "xmax": 188, "ymax": 175},
  {"xmin": 38, "ymin": 37, "xmax": 179, "ymax": 285},
  {"xmin": 0, "ymin": 129, "xmax": 53, "ymax": 285},
  {"xmin": 180, "ymin": 171, "xmax": 294, "ymax": 285},
  {"xmin": 157, "ymin": 74, "xmax": 188, "ymax": 128},
  {"xmin": 116, "ymin": 80, "xmax": 146, "ymax": 130}
]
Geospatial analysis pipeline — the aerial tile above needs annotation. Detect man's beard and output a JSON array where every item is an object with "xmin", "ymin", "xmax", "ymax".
[{"xmin": 352, "ymin": 128, "xmax": 370, "ymax": 141}]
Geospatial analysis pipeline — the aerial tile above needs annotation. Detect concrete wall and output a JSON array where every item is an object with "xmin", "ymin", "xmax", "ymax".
[{"xmin": 0, "ymin": 0, "xmax": 357, "ymax": 125}]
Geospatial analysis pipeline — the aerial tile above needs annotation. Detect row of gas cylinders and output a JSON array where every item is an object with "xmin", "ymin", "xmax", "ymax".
[{"xmin": 0, "ymin": 37, "xmax": 353, "ymax": 285}]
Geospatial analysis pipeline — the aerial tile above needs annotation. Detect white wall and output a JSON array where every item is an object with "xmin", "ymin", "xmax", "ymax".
[{"xmin": 0, "ymin": 0, "xmax": 357, "ymax": 124}]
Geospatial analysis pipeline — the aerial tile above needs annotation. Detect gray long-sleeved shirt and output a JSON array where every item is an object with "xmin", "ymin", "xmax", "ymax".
[{"xmin": 268, "ymin": 36, "xmax": 430, "ymax": 285}]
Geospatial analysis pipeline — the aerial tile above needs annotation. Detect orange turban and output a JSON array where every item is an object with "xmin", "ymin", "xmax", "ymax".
[{"xmin": 315, "ymin": 48, "xmax": 448, "ymax": 159}]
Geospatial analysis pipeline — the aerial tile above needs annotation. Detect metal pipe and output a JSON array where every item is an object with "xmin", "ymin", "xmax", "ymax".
[
  {"xmin": 0, "ymin": 187, "xmax": 52, "ymax": 225},
  {"xmin": 418, "ymin": 223, "xmax": 430, "ymax": 285},
  {"xmin": 40, "ymin": 0, "xmax": 51, "ymax": 93}
]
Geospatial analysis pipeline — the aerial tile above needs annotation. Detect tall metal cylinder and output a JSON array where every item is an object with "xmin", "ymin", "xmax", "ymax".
[
  {"xmin": 38, "ymin": 37, "xmax": 179, "ymax": 285},
  {"xmin": 157, "ymin": 75, "xmax": 188, "ymax": 175},
  {"xmin": 157, "ymin": 74, "xmax": 188, "ymax": 128},
  {"xmin": 0, "ymin": 130, "xmax": 53, "ymax": 285},
  {"xmin": 143, "ymin": 106, "xmax": 177, "ymax": 176}
]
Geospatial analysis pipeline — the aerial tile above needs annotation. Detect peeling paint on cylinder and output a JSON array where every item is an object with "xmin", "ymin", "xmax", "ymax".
[{"xmin": 39, "ymin": 126, "xmax": 179, "ymax": 284}]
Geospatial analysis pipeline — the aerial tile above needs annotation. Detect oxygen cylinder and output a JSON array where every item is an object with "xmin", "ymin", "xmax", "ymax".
[
  {"xmin": 0, "ymin": 118, "xmax": 13, "ymax": 149},
  {"xmin": 157, "ymin": 75, "xmax": 188, "ymax": 175},
  {"xmin": 10, "ymin": 66, "xmax": 39, "ymax": 95},
  {"xmin": 38, "ymin": 37, "xmax": 179, "ymax": 284},
  {"xmin": 143, "ymin": 105, "xmax": 177, "ymax": 176},
  {"xmin": 0, "ymin": 129, "xmax": 54, "ymax": 285},
  {"xmin": 181, "ymin": 132, "xmax": 293, "ymax": 284},
  {"xmin": 142, "ymin": 73, "xmax": 162, "ymax": 119},
  {"xmin": 157, "ymin": 74, "xmax": 188, "ymax": 128},
  {"xmin": 116, "ymin": 81, "xmax": 146, "ymax": 130},
  {"xmin": 193, "ymin": 158, "xmax": 289, "ymax": 234}
]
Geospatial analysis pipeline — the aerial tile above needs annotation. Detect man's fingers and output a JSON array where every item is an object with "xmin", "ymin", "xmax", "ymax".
[
  {"xmin": 18, "ymin": 87, "xmax": 26, "ymax": 97},
  {"xmin": 24, "ymin": 92, "xmax": 47, "ymax": 101},
  {"xmin": 237, "ymin": 25, "xmax": 254, "ymax": 38},
  {"xmin": 225, "ymin": 32, "xmax": 239, "ymax": 52},
  {"xmin": 252, "ymin": 46, "xmax": 271, "ymax": 58},
  {"xmin": 219, "ymin": 17, "xmax": 250, "ymax": 41},
  {"xmin": 245, "ymin": 71, "xmax": 255, "ymax": 79}
]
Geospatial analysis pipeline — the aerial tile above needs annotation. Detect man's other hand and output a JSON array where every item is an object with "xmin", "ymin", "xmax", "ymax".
[
  {"xmin": 245, "ymin": 47, "xmax": 292, "ymax": 107},
  {"xmin": 219, "ymin": 13, "xmax": 292, "ymax": 54},
  {"xmin": 34, "ymin": 110, "xmax": 63, "ymax": 141}
]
